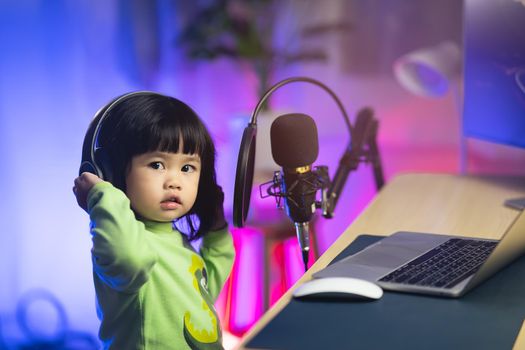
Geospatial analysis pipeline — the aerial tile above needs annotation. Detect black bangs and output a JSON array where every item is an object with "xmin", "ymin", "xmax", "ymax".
[
  {"xmin": 153, "ymin": 114, "xmax": 207, "ymax": 158},
  {"xmin": 112, "ymin": 94, "xmax": 209, "ymax": 159}
]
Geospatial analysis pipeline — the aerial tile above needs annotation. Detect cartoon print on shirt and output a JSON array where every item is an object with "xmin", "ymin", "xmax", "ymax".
[{"xmin": 183, "ymin": 255, "xmax": 223, "ymax": 350}]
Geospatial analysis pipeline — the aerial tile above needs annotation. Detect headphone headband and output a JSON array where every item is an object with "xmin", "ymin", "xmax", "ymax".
[{"xmin": 79, "ymin": 91, "xmax": 159, "ymax": 181}]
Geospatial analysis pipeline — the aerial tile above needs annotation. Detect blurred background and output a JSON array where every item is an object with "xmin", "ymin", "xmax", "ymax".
[{"xmin": 1, "ymin": 0, "xmax": 524, "ymax": 349}]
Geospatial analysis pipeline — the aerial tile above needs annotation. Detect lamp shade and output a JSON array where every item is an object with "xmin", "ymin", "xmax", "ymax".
[{"xmin": 393, "ymin": 41, "xmax": 461, "ymax": 97}]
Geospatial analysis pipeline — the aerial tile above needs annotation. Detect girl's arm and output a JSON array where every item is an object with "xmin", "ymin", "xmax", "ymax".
[
  {"xmin": 85, "ymin": 179, "xmax": 157, "ymax": 293},
  {"xmin": 200, "ymin": 228, "xmax": 235, "ymax": 301}
]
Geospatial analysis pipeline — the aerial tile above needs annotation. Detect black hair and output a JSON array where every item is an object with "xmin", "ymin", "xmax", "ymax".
[{"xmin": 93, "ymin": 92, "xmax": 221, "ymax": 241}]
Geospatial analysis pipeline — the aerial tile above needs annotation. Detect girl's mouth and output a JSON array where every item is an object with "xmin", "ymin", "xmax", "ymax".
[{"xmin": 161, "ymin": 196, "xmax": 181, "ymax": 210}]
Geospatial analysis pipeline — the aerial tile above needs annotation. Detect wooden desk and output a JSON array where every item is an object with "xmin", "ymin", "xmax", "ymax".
[{"xmin": 237, "ymin": 173, "xmax": 525, "ymax": 349}]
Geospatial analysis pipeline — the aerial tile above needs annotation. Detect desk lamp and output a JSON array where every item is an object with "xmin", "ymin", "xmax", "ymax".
[{"xmin": 393, "ymin": 41, "xmax": 465, "ymax": 172}]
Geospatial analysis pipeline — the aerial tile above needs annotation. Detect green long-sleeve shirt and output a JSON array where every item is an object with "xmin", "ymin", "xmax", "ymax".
[{"xmin": 87, "ymin": 182, "xmax": 234, "ymax": 349}]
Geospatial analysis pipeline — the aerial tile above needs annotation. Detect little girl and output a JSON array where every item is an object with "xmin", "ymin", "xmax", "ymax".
[{"xmin": 73, "ymin": 92, "xmax": 234, "ymax": 349}]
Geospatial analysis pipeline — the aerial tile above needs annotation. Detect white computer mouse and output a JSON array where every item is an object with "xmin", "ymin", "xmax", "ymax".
[{"xmin": 293, "ymin": 277, "xmax": 383, "ymax": 300}]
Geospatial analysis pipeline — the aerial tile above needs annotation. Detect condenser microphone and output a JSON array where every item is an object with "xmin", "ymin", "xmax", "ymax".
[{"xmin": 270, "ymin": 113, "xmax": 319, "ymax": 270}]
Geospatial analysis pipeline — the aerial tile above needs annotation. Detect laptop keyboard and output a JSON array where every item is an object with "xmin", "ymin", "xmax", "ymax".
[{"xmin": 378, "ymin": 238, "xmax": 498, "ymax": 288}]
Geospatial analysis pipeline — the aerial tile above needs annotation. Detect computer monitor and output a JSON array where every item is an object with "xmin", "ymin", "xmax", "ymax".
[
  {"xmin": 463, "ymin": 0, "xmax": 525, "ymax": 209},
  {"xmin": 463, "ymin": 0, "xmax": 525, "ymax": 148}
]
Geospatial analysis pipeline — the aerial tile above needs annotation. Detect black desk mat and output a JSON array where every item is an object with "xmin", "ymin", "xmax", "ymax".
[{"xmin": 246, "ymin": 235, "xmax": 525, "ymax": 350}]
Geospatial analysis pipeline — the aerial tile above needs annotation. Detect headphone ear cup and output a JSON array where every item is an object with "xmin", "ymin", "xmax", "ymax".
[
  {"xmin": 79, "ymin": 161, "xmax": 100, "ymax": 177},
  {"xmin": 94, "ymin": 148, "xmax": 113, "ymax": 183}
]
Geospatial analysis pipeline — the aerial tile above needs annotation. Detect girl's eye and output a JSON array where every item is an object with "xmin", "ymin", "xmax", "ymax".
[
  {"xmin": 149, "ymin": 162, "xmax": 165, "ymax": 170},
  {"xmin": 181, "ymin": 164, "xmax": 196, "ymax": 173}
]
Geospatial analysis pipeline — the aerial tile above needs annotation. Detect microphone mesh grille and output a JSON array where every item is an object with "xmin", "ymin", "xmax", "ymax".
[{"xmin": 270, "ymin": 113, "xmax": 319, "ymax": 168}]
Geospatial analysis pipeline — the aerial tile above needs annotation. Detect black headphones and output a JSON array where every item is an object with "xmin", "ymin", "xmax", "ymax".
[{"xmin": 79, "ymin": 91, "xmax": 158, "ymax": 182}]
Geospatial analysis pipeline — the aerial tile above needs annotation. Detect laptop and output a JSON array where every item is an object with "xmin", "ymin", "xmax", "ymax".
[{"xmin": 314, "ymin": 209, "xmax": 525, "ymax": 297}]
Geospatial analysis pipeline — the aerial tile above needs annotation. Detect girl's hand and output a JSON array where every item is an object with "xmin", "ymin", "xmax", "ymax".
[{"xmin": 73, "ymin": 172, "xmax": 103, "ymax": 212}]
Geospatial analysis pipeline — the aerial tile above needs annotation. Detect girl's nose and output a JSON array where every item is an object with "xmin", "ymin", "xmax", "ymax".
[{"xmin": 165, "ymin": 173, "xmax": 181, "ymax": 189}]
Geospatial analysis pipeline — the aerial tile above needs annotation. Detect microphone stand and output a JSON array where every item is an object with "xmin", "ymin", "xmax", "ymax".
[{"xmin": 323, "ymin": 107, "xmax": 384, "ymax": 218}]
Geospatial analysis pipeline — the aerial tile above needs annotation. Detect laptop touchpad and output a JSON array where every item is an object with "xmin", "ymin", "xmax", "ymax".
[
  {"xmin": 346, "ymin": 232, "xmax": 450, "ymax": 269},
  {"xmin": 314, "ymin": 232, "xmax": 451, "ymax": 280}
]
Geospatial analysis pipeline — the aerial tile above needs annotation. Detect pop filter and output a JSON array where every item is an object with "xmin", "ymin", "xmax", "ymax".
[{"xmin": 233, "ymin": 123, "xmax": 257, "ymax": 227}]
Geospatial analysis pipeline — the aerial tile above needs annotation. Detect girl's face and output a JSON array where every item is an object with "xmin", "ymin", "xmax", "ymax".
[{"xmin": 125, "ymin": 149, "xmax": 201, "ymax": 222}]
